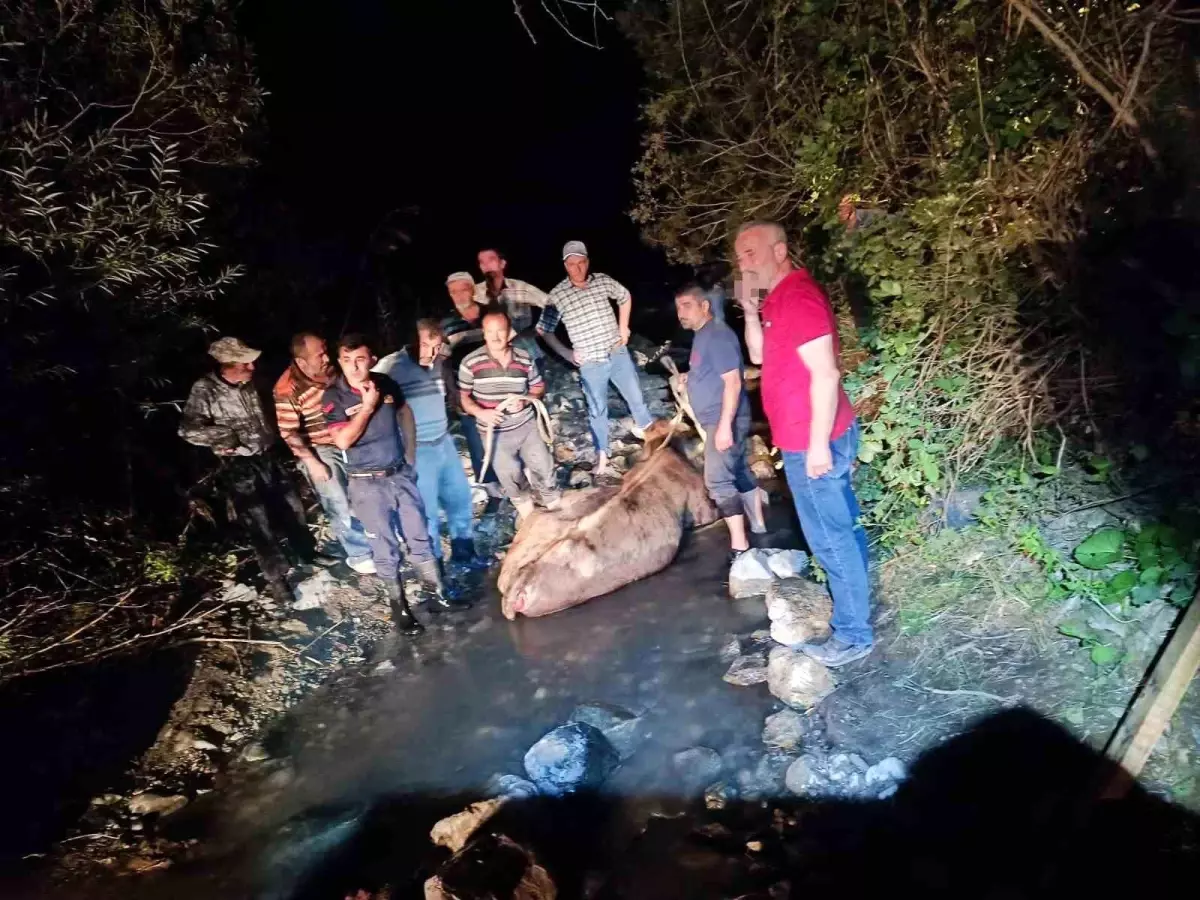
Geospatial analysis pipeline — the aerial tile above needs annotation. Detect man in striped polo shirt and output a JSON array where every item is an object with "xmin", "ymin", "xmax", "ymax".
[
  {"xmin": 537, "ymin": 240, "xmax": 655, "ymax": 474},
  {"xmin": 373, "ymin": 319, "xmax": 488, "ymax": 573},
  {"xmin": 459, "ymin": 308, "xmax": 561, "ymax": 520},
  {"xmin": 273, "ymin": 333, "xmax": 375, "ymax": 575}
]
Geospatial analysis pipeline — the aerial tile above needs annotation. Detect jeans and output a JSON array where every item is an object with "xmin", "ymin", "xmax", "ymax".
[
  {"xmin": 485, "ymin": 417, "xmax": 561, "ymax": 507},
  {"xmin": 579, "ymin": 345, "xmax": 654, "ymax": 454},
  {"xmin": 702, "ymin": 413, "xmax": 757, "ymax": 518},
  {"xmin": 301, "ymin": 445, "xmax": 373, "ymax": 566},
  {"xmin": 223, "ymin": 454, "xmax": 313, "ymax": 584},
  {"xmin": 345, "ymin": 464, "xmax": 434, "ymax": 580},
  {"xmin": 457, "ymin": 411, "xmax": 499, "ymax": 484},
  {"xmin": 415, "ymin": 432, "xmax": 476, "ymax": 561},
  {"xmin": 781, "ymin": 420, "xmax": 873, "ymax": 647}
]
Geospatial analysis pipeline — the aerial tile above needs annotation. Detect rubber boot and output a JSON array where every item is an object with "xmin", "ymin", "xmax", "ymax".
[
  {"xmin": 450, "ymin": 537, "xmax": 490, "ymax": 572},
  {"xmin": 383, "ymin": 578, "xmax": 424, "ymax": 636},
  {"xmin": 413, "ymin": 558, "xmax": 472, "ymax": 610}
]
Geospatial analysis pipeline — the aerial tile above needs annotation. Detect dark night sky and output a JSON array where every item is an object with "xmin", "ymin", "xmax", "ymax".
[{"xmin": 239, "ymin": 0, "xmax": 686, "ymax": 321}]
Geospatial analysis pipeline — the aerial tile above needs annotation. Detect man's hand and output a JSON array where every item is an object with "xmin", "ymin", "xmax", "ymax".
[
  {"xmin": 618, "ymin": 322, "xmax": 631, "ymax": 345},
  {"xmin": 806, "ymin": 443, "xmax": 833, "ymax": 479},
  {"xmin": 359, "ymin": 377, "xmax": 381, "ymax": 412},
  {"xmin": 475, "ymin": 408, "xmax": 502, "ymax": 427},
  {"xmin": 734, "ymin": 278, "xmax": 761, "ymax": 314},
  {"xmin": 304, "ymin": 457, "xmax": 332, "ymax": 484},
  {"xmin": 714, "ymin": 421, "xmax": 734, "ymax": 452},
  {"xmin": 502, "ymin": 397, "xmax": 528, "ymax": 412},
  {"xmin": 570, "ymin": 349, "xmax": 582, "ymax": 366}
]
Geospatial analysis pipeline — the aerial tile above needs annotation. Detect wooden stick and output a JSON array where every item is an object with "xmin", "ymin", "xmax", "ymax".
[{"xmin": 1104, "ymin": 590, "xmax": 1200, "ymax": 786}]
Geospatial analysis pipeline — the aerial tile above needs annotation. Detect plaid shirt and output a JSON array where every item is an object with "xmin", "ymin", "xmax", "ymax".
[
  {"xmin": 538, "ymin": 272, "xmax": 629, "ymax": 364},
  {"xmin": 474, "ymin": 277, "xmax": 547, "ymax": 334},
  {"xmin": 179, "ymin": 373, "xmax": 275, "ymax": 455}
]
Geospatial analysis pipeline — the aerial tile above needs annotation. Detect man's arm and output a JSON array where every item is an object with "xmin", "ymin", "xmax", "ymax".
[
  {"xmin": 713, "ymin": 369, "xmax": 742, "ymax": 452},
  {"xmin": 330, "ymin": 378, "xmax": 381, "ymax": 451},
  {"xmin": 536, "ymin": 304, "xmax": 577, "ymax": 365},
  {"xmin": 460, "ymin": 390, "xmax": 501, "ymax": 426},
  {"xmin": 798, "ymin": 335, "xmax": 841, "ymax": 477},
  {"xmin": 398, "ymin": 402, "xmax": 417, "ymax": 466},
  {"xmin": 179, "ymin": 381, "xmax": 236, "ymax": 451},
  {"xmin": 276, "ymin": 396, "xmax": 317, "ymax": 461}
]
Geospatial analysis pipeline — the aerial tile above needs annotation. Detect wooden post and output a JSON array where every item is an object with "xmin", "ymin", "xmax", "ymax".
[{"xmin": 1104, "ymin": 589, "xmax": 1200, "ymax": 784}]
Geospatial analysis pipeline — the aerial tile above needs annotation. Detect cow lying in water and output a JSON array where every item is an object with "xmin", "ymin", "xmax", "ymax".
[{"xmin": 498, "ymin": 420, "xmax": 719, "ymax": 619}]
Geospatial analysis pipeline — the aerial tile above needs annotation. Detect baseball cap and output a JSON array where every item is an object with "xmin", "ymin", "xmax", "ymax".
[
  {"xmin": 445, "ymin": 271, "xmax": 475, "ymax": 286},
  {"xmin": 562, "ymin": 240, "xmax": 588, "ymax": 261},
  {"xmin": 208, "ymin": 336, "xmax": 261, "ymax": 364}
]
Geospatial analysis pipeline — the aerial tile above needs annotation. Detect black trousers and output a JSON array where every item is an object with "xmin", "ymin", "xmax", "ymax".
[{"xmin": 221, "ymin": 454, "xmax": 313, "ymax": 584}]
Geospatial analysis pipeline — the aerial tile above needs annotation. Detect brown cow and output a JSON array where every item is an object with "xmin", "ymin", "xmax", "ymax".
[{"xmin": 498, "ymin": 420, "xmax": 719, "ymax": 619}]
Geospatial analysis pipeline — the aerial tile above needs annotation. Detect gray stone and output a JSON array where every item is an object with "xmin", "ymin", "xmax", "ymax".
[
  {"xmin": 217, "ymin": 582, "xmax": 258, "ymax": 605},
  {"xmin": 767, "ymin": 646, "xmax": 835, "ymax": 710},
  {"xmin": 128, "ymin": 793, "xmax": 188, "ymax": 817},
  {"xmin": 729, "ymin": 549, "xmax": 775, "ymax": 598},
  {"xmin": 673, "ymin": 747, "xmax": 723, "ymax": 792},
  {"xmin": 292, "ymin": 569, "xmax": 338, "ymax": 610},
  {"xmin": 523, "ymin": 723, "xmax": 619, "ymax": 795},
  {"xmin": 766, "ymin": 578, "xmax": 832, "ymax": 647},
  {"xmin": 723, "ymin": 653, "xmax": 769, "ymax": 686},
  {"xmin": 762, "ymin": 709, "xmax": 807, "ymax": 751},
  {"xmin": 718, "ymin": 636, "xmax": 743, "ymax": 662},
  {"xmin": 486, "ymin": 773, "xmax": 539, "ymax": 800},
  {"xmin": 567, "ymin": 702, "xmax": 644, "ymax": 760},
  {"xmin": 241, "ymin": 742, "xmax": 270, "ymax": 762},
  {"xmin": 766, "ymin": 550, "xmax": 810, "ymax": 580},
  {"xmin": 784, "ymin": 756, "xmax": 823, "ymax": 795},
  {"xmin": 848, "ymin": 753, "xmax": 869, "ymax": 773},
  {"xmin": 279, "ymin": 619, "xmax": 311, "ymax": 635},
  {"xmin": 878, "ymin": 783, "xmax": 899, "ymax": 800},
  {"xmin": 568, "ymin": 468, "xmax": 593, "ymax": 488},
  {"xmin": 191, "ymin": 739, "xmax": 220, "ymax": 752},
  {"xmin": 865, "ymin": 757, "xmax": 907, "ymax": 785}
]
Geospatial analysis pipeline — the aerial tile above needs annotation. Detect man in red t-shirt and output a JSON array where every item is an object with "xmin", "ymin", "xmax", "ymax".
[{"xmin": 734, "ymin": 221, "xmax": 873, "ymax": 667}]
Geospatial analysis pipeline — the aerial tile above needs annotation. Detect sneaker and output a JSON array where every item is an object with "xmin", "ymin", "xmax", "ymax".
[
  {"xmin": 630, "ymin": 422, "xmax": 647, "ymax": 440},
  {"xmin": 798, "ymin": 636, "xmax": 873, "ymax": 668},
  {"xmin": 311, "ymin": 552, "xmax": 341, "ymax": 569},
  {"xmin": 347, "ymin": 557, "xmax": 377, "ymax": 575}
]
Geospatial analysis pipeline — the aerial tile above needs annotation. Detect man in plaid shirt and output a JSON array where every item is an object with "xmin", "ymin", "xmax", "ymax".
[{"xmin": 537, "ymin": 240, "xmax": 655, "ymax": 473}]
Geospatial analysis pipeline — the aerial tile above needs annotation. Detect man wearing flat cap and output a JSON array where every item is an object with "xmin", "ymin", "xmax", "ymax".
[
  {"xmin": 538, "ymin": 240, "xmax": 655, "ymax": 473},
  {"xmin": 179, "ymin": 337, "xmax": 316, "ymax": 604}
]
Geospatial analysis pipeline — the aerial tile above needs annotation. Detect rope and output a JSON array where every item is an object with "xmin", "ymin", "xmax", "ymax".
[
  {"xmin": 659, "ymin": 354, "xmax": 707, "ymax": 445},
  {"xmin": 478, "ymin": 395, "xmax": 554, "ymax": 481}
]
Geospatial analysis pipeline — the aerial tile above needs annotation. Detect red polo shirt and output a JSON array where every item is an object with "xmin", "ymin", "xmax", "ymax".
[{"xmin": 760, "ymin": 268, "xmax": 855, "ymax": 452}]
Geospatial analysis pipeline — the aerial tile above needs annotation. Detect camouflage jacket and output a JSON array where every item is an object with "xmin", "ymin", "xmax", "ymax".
[{"xmin": 179, "ymin": 373, "xmax": 275, "ymax": 455}]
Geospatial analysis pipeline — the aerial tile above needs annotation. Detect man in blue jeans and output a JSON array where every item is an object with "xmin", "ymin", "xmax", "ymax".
[
  {"xmin": 674, "ymin": 284, "xmax": 765, "ymax": 564},
  {"xmin": 734, "ymin": 221, "xmax": 872, "ymax": 667},
  {"xmin": 537, "ymin": 240, "xmax": 655, "ymax": 473},
  {"xmin": 373, "ymin": 320, "xmax": 489, "ymax": 574}
]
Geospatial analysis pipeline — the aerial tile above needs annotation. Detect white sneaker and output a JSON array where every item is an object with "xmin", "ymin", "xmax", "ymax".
[
  {"xmin": 348, "ymin": 557, "xmax": 377, "ymax": 575},
  {"xmin": 630, "ymin": 423, "xmax": 647, "ymax": 440}
]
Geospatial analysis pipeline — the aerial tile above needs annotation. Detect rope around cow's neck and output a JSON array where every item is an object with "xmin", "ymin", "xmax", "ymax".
[{"xmin": 477, "ymin": 395, "xmax": 555, "ymax": 481}]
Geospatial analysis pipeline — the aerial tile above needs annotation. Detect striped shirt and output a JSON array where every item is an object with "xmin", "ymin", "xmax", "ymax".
[
  {"xmin": 538, "ymin": 272, "xmax": 629, "ymax": 364},
  {"xmin": 457, "ymin": 344, "xmax": 541, "ymax": 432},
  {"xmin": 373, "ymin": 349, "xmax": 449, "ymax": 444},
  {"xmin": 272, "ymin": 364, "xmax": 334, "ymax": 451}
]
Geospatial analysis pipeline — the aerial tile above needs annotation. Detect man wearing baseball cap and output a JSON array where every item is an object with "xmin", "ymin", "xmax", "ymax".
[
  {"xmin": 537, "ymin": 241, "xmax": 655, "ymax": 473},
  {"xmin": 179, "ymin": 337, "xmax": 317, "ymax": 604}
]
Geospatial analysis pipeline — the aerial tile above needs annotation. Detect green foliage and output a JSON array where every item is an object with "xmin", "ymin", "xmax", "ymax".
[{"xmin": 623, "ymin": 0, "xmax": 1190, "ymax": 540}]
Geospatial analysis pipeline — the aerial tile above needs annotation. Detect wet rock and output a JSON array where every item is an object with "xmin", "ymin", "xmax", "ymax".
[
  {"xmin": 729, "ymin": 549, "xmax": 775, "ymax": 598},
  {"xmin": 279, "ymin": 619, "xmax": 311, "ymax": 635},
  {"xmin": 878, "ymin": 783, "xmax": 899, "ymax": 800},
  {"xmin": 523, "ymin": 723, "xmax": 619, "ymax": 795},
  {"xmin": 767, "ymin": 646, "xmax": 835, "ymax": 710},
  {"xmin": 826, "ymin": 754, "xmax": 861, "ymax": 783},
  {"xmin": 737, "ymin": 752, "xmax": 792, "ymax": 797},
  {"xmin": 431, "ymin": 797, "xmax": 509, "ymax": 853},
  {"xmin": 718, "ymin": 636, "xmax": 742, "ymax": 662},
  {"xmin": 704, "ymin": 781, "xmax": 738, "ymax": 810},
  {"xmin": 554, "ymin": 444, "xmax": 576, "ymax": 463},
  {"xmin": 128, "ymin": 793, "xmax": 188, "ymax": 817},
  {"xmin": 673, "ymin": 747, "xmax": 723, "ymax": 792},
  {"xmin": 292, "ymin": 569, "xmax": 338, "ymax": 610},
  {"xmin": 217, "ymin": 582, "xmax": 258, "ymax": 604},
  {"xmin": 486, "ymin": 774, "xmax": 540, "ymax": 800},
  {"xmin": 192, "ymin": 739, "xmax": 220, "ymax": 752},
  {"xmin": 567, "ymin": 702, "xmax": 644, "ymax": 760},
  {"xmin": 723, "ymin": 653, "xmax": 768, "ymax": 686},
  {"xmin": 766, "ymin": 578, "xmax": 832, "ymax": 647},
  {"xmin": 784, "ymin": 755, "xmax": 823, "ymax": 795},
  {"xmin": 762, "ymin": 709, "xmax": 807, "ymax": 752},
  {"xmin": 241, "ymin": 742, "xmax": 270, "ymax": 762},
  {"xmin": 765, "ymin": 550, "xmax": 810, "ymax": 580},
  {"xmin": 865, "ymin": 756, "xmax": 907, "ymax": 785},
  {"xmin": 568, "ymin": 468, "xmax": 592, "ymax": 489}
]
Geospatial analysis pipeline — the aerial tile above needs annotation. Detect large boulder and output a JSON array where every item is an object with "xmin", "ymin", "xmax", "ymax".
[
  {"xmin": 766, "ymin": 578, "xmax": 833, "ymax": 647},
  {"xmin": 761, "ymin": 708, "xmax": 807, "ymax": 751},
  {"xmin": 728, "ymin": 549, "xmax": 775, "ymax": 598},
  {"xmin": 767, "ymin": 646, "xmax": 835, "ymax": 710},
  {"xmin": 523, "ymin": 723, "xmax": 619, "ymax": 795},
  {"xmin": 566, "ymin": 702, "xmax": 644, "ymax": 761}
]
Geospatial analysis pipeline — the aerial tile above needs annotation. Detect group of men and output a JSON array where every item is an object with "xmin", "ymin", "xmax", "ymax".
[{"xmin": 179, "ymin": 224, "xmax": 875, "ymax": 667}]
